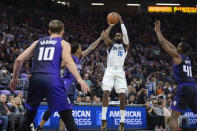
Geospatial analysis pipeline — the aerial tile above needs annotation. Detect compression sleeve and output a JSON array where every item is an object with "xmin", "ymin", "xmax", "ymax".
[{"xmin": 121, "ymin": 24, "xmax": 129, "ymax": 45}]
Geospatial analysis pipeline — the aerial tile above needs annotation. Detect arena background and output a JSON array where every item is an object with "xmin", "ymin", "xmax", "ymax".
[{"xmin": 0, "ymin": 0, "xmax": 197, "ymax": 131}]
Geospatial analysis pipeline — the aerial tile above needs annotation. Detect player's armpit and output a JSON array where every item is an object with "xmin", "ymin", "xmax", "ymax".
[
  {"xmin": 61, "ymin": 61, "xmax": 65, "ymax": 68},
  {"xmin": 162, "ymin": 45, "xmax": 181, "ymax": 65}
]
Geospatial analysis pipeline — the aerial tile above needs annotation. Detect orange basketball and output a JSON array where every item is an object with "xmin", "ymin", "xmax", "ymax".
[{"xmin": 107, "ymin": 12, "xmax": 119, "ymax": 25}]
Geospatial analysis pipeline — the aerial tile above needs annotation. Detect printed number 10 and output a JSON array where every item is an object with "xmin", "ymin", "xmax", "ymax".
[
  {"xmin": 183, "ymin": 65, "xmax": 192, "ymax": 77},
  {"xmin": 38, "ymin": 47, "xmax": 55, "ymax": 61}
]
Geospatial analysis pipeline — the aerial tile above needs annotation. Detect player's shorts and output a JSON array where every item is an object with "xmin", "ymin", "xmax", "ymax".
[
  {"xmin": 171, "ymin": 83, "xmax": 197, "ymax": 114},
  {"xmin": 63, "ymin": 78, "xmax": 76, "ymax": 108},
  {"xmin": 25, "ymin": 73, "xmax": 72, "ymax": 113},
  {"xmin": 102, "ymin": 67, "xmax": 127, "ymax": 94}
]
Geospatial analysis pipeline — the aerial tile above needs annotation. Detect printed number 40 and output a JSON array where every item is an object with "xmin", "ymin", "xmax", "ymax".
[
  {"xmin": 183, "ymin": 65, "xmax": 192, "ymax": 77},
  {"xmin": 38, "ymin": 47, "xmax": 55, "ymax": 61}
]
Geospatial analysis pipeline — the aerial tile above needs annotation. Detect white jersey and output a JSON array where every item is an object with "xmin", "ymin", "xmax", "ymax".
[{"xmin": 107, "ymin": 43, "xmax": 127, "ymax": 68}]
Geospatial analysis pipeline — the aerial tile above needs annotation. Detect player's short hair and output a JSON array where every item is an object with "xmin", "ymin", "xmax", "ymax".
[
  {"xmin": 180, "ymin": 42, "xmax": 191, "ymax": 53},
  {"xmin": 49, "ymin": 20, "xmax": 64, "ymax": 34},
  {"xmin": 71, "ymin": 43, "xmax": 80, "ymax": 54}
]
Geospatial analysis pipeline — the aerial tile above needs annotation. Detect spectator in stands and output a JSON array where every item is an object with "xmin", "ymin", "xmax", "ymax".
[
  {"xmin": 7, "ymin": 95, "xmax": 15, "ymax": 107},
  {"xmin": 12, "ymin": 97, "xmax": 25, "ymax": 114},
  {"xmin": 95, "ymin": 97, "xmax": 101, "ymax": 104},
  {"xmin": 0, "ymin": 94, "xmax": 10, "ymax": 131},
  {"xmin": 76, "ymin": 96, "xmax": 81, "ymax": 103},
  {"xmin": 163, "ymin": 82, "xmax": 172, "ymax": 95},
  {"xmin": 152, "ymin": 100, "xmax": 165, "ymax": 130},
  {"xmin": 9, "ymin": 97, "xmax": 25, "ymax": 131},
  {"xmin": 156, "ymin": 81, "xmax": 164, "ymax": 95},
  {"xmin": 81, "ymin": 96, "xmax": 86, "ymax": 103},
  {"xmin": 127, "ymin": 85, "xmax": 136, "ymax": 97},
  {"xmin": 83, "ymin": 73, "xmax": 93, "ymax": 87},
  {"xmin": 137, "ymin": 89, "xmax": 148, "ymax": 104},
  {"xmin": 128, "ymin": 95, "xmax": 137, "ymax": 104},
  {"xmin": 0, "ymin": 68, "xmax": 11, "ymax": 88},
  {"xmin": 16, "ymin": 92, "xmax": 25, "ymax": 105},
  {"xmin": 85, "ymin": 96, "xmax": 91, "ymax": 103}
]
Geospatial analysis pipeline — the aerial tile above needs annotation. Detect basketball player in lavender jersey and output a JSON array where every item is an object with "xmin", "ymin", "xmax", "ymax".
[
  {"xmin": 155, "ymin": 20, "xmax": 197, "ymax": 131},
  {"xmin": 37, "ymin": 32, "xmax": 104, "ymax": 131},
  {"xmin": 9, "ymin": 20, "xmax": 90, "ymax": 131},
  {"xmin": 101, "ymin": 14, "xmax": 130, "ymax": 131}
]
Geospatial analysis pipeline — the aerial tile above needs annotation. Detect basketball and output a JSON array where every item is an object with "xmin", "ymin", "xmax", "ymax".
[{"xmin": 107, "ymin": 12, "xmax": 119, "ymax": 24}]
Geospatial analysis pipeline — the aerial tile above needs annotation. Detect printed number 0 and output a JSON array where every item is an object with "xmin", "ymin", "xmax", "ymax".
[
  {"xmin": 38, "ymin": 47, "xmax": 55, "ymax": 61},
  {"xmin": 118, "ymin": 51, "xmax": 123, "ymax": 57}
]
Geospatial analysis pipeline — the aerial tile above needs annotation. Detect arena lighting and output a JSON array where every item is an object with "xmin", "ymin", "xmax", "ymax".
[
  {"xmin": 126, "ymin": 4, "xmax": 141, "ymax": 6},
  {"xmin": 57, "ymin": 1, "xmax": 66, "ymax": 5},
  {"xmin": 91, "ymin": 3, "xmax": 104, "ymax": 6},
  {"xmin": 156, "ymin": 3, "xmax": 180, "ymax": 6}
]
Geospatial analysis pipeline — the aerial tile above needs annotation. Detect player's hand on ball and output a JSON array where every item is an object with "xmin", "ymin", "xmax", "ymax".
[
  {"xmin": 154, "ymin": 20, "xmax": 161, "ymax": 32},
  {"xmin": 78, "ymin": 79, "xmax": 90, "ymax": 94},
  {"xmin": 10, "ymin": 78, "xmax": 19, "ymax": 91},
  {"xmin": 117, "ymin": 13, "xmax": 123, "ymax": 23}
]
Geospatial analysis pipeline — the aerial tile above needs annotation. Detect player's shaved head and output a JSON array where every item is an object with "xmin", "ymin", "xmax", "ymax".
[{"xmin": 49, "ymin": 20, "xmax": 64, "ymax": 34}]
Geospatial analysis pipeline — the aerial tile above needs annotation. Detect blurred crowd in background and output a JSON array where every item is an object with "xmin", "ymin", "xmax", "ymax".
[{"xmin": 0, "ymin": 3, "xmax": 197, "ymax": 130}]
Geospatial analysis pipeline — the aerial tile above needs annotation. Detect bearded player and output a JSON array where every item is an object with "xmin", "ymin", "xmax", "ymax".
[
  {"xmin": 154, "ymin": 20, "xmax": 197, "ymax": 131},
  {"xmin": 37, "ymin": 32, "xmax": 104, "ymax": 131},
  {"xmin": 101, "ymin": 14, "xmax": 130, "ymax": 131}
]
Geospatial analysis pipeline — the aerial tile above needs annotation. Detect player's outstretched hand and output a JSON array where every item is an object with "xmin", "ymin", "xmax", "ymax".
[
  {"xmin": 78, "ymin": 79, "xmax": 90, "ymax": 94},
  {"xmin": 10, "ymin": 78, "xmax": 19, "ymax": 91},
  {"xmin": 154, "ymin": 20, "xmax": 161, "ymax": 32}
]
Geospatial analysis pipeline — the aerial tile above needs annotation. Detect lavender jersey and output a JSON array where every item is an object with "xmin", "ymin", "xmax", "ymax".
[
  {"xmin": 173, "ymin": 54, "xmax": 195, "ymax": 85},
  {"xmin": 63, "ymin": 55, "xmax": 82, "ymax": 82},
  {"xmin": 32, "ymin": 36, "xmax": 62, "ymax": 75}
]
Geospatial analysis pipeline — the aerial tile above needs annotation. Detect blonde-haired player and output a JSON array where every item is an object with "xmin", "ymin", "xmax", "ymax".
[{"xmin": 101, "ymin": 14, "xmax": 130, "ymax": 131}]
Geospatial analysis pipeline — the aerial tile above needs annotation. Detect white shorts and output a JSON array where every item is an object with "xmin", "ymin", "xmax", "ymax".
[{"xmin": 102, "ymin": 67, "xmax": 127, "ymax": 94}]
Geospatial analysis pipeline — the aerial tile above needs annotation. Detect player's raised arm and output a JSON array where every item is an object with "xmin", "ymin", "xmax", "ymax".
[
  {"xmin": 154, "ymin": 20, "xmax": 181, "ymax": 65},
  {"xmin": 103, "ymin": 25, "xmax": 114, "ymax": 48},
  {"xmin": 10, "ymin": 41, "xmax": 38, "ymax": 91},
  {"xmin": 118, "ymin": 14, "xmax": 130, "ymax": 50},
  {"xmin": 82, "ymin": 31, "xmax": 104, "ymax": 58},
  {"xmin": 61, "ymin": 40, "xmax": 90, "ymax": 94}
]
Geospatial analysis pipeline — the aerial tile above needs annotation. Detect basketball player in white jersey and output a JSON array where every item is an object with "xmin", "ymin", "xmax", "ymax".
[{"xmin": 101, "ymin": 14, "xmax": 130, "ymax": 131}]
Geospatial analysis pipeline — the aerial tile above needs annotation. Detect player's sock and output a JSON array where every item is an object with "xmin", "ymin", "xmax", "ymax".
[
  {"xmin": 102, "ymin": 107, "xmax": 108, "ymax": 120},
  {"xmin": 120, "ymin": 110, "xmax": 125, "ymax": 123}
]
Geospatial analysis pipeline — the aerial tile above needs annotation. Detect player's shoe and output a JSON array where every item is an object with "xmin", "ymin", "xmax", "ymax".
[
  {"xmin": 101, "ymin": 120, "xmax": 108, "ymax": 131},
  {"xmin": 118, "ymin": 123, "xmax": 125, "ymax": 131}
]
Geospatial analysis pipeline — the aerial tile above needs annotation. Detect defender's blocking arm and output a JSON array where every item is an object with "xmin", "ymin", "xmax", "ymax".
[
  {"xmin": 82, "ymin": 31, "xmax": 104, "ymax": 58},
  {"xmin": 61, "ymin": 40, "xmax": 90, "ymax": 94},
  {"xmin": 154, "ymin": 20, "xmax": 181, "ymax": 65}
]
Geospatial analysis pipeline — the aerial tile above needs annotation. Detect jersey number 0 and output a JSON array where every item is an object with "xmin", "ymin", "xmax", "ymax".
[{"xmin": 38, "ymin": 47, "xmax": 55, "ymax": 61}]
